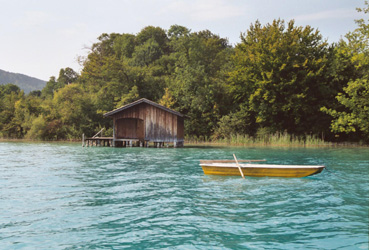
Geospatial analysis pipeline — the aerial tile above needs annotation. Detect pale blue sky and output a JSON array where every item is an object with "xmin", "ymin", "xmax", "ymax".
[{"xmin": 0, "ymin": 0, "xmax": 365, "ymax": 81}]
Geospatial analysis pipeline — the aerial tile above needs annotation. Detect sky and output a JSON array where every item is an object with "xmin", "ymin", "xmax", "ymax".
[{"xmin": 0, "ymin": 0, "xmax": 365, "ymax": 81}]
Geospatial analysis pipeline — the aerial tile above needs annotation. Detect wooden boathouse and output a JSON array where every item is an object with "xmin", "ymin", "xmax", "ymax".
[{"xmin": 84, "ymin": 98, "xmax": 185, "ymax": 147}]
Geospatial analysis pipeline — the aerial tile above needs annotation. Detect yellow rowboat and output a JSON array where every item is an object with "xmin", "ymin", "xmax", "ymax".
[{"xmin": 199, "ymin": 160, "xmax": 325, "ymax": 178}]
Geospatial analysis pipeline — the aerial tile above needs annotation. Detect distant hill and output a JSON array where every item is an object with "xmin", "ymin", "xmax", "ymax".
[{"xmin": 0, "ymin": 69, "xmax": 46, "ymax": 94}]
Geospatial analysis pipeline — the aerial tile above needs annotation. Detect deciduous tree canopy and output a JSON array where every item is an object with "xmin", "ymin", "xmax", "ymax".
[{"xmin": 1, "ymin": 3, "xmax": 368, "ymax": 143}]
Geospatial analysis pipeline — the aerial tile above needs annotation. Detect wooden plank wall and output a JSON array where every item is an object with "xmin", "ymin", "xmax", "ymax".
[
  {"xmin": 177, "ymin": 116, "xmax": 184, "ymax": 140},
  {"xmin": 112, "ymin": 103, "xmax": 184, "ymax": 142},
  {"xmin": 116, "ymin": 118, "xmax": 144, "ymax": 140}
]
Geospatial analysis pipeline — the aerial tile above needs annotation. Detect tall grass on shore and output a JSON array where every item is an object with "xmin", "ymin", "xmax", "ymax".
[{"xmin": 185, "ymin": 132, "xmax": 332, "ymax": 146}]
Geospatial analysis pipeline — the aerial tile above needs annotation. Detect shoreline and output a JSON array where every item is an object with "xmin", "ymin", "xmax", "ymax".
[
  {"xmin": 185, "ymin": 141, "xmax": 368, "ymax": 148},
  {"xmin": 1, "ymin": 138, "xmax": 367, "ymax": 148}
]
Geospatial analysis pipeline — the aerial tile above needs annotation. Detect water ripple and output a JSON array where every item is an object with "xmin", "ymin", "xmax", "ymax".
[{"xmin": 0, "ymin": 143, "xmax": 368, "ymax": 249}]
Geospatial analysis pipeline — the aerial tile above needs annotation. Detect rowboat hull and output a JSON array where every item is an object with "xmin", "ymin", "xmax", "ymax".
[{"xmin": 200, "ymin": 163, "xmax": 325, "ymax": 178}]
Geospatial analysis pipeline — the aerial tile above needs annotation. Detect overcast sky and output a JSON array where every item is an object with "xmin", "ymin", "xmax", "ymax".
[{"xmin": 0, "ymin": 0, "xmax": 365, "ymax": 81}]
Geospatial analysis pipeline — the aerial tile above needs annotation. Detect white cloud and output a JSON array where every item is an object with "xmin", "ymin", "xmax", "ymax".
[
  {"xmin": 293, "ymin": 8, "xmax": 357, "ymax": 22},
  {"xmin": 165, "ymin": 0, "xmax": 245, "ymax": 21}
]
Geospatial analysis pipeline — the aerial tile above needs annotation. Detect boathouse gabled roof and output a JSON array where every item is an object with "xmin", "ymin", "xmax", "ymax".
[{"xmin": 103, "ymin": 98, "xmax": 185, "ymax": 117}]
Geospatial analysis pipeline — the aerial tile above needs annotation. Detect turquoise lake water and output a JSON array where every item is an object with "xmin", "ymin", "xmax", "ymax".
[{"xmin": 0, "ymin": 142, "xmax": 368, "ymax": 249}]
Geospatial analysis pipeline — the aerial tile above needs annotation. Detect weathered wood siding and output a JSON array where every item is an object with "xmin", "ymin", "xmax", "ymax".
[
  {"xmin": 116, "ymin": 118, "xmax": 144, "ymax": 140},
  {"xmin": 177, "ymin": 116, "xmax": 184, "ymax": 139},
  {"xmin": 112, "ymin": 103, "xmax": 184, "ymax": 142}
]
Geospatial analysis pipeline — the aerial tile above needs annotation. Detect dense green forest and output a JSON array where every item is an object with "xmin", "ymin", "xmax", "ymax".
[{"xmin": 1, "ymin": 4, "xmax": 368, "ymax": 144}]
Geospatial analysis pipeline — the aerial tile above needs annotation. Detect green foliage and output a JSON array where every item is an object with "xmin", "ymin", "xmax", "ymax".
[
  {"xmin": 1, "ymin": 12, "xmax": 368, "ymax": 144},
  {"xmin": 132, "ymin": 38, "xmax": 163, "ymax": 66},
  {"xmin": 136, "ymin": 26, "xmax": 169, "ymax": 53},
  {"xmin": 25, "ymin": 115, "xmax": 48, "ymax": 140},
  {"xmin": 0, "ymin": 88, "xmax": 24, "ymax": 138},
  {"xmin": 213, "ymin": 105, "xmax": 256, "ymax": 139},
  {"xmin": 168, "ymin": 25, "xmax": 191, "ymax": 39},
  {"xmin": 115, "ymin": 86, "xmax": 139, "ymax": 108},
  {"xmin": 41, "ymin": 76, "xmax": 57, "ymax": 99},
  {"xmin": 113, "ymin": 34, "xmax": 136, "ymax": 59},
  {"xmin": 0, "ymin": 83, "xmax": 20, "ymax": 95},
  {"xmin": 51, "ymin": 84, "xmax": 97, "ymax": 139},
  {"xmin": 229, "ymin": 19, "xmax": 332, "ymax": 136},
  {"xmin": 57, "ymin": 67, "xmax": 79, "ymax": 85},
  {"xmin": 159, "ymin": 88, "xmax": 175, "ymax": 108},
  {"xmin": 41, "ymin": 68, "xmax": 79, "ymax": 99},
  {"xmin": 167, "ymin": 29, "xmax": 232, "ymax": 137},
  {"xmin": 322, "ymin": 77, "xmax": 369, "ymax": 139},
  {"xmin": 322, "ymin": 1, "xmax": 369, "ymax": 142}
]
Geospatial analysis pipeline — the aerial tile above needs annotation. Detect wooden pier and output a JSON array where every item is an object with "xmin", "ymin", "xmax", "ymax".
[
  {"xmin": 83, "ymin": 137, "xmax": 114, "ymax": 147},
  {"xmin": 82, "ymin": 136, "xmax": 184, "ymax": 148}
]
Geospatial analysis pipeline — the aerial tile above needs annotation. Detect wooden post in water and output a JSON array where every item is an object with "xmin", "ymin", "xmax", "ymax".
[{"xmin": 82, "ymin": 134, "xmax": 85, "ymax": 147}]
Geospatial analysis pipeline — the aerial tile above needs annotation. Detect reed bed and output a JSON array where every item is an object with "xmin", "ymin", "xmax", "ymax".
[{"xmin": 185, "ymin": 132, "xmax": 333, "ymax": 147}]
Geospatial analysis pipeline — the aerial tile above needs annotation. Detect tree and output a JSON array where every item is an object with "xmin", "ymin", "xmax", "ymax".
[
  {"xmin": 0, "ymin": 83, "xmax": 20, "ymax": 96},
  {"xmin": 57, "ymin": 67, "xmax": 79, "ymax": 85},
  {"xmin": 113, "ymin": 33, "xmax": 136, "ymax": 59},
  {"xmin": 115, "ymin": 85, "xmax": 139, "ymax": 107},
  {"xmin": 41, "ymin": 67, "xmax": 79, "ymax": 99},
  {"xmin": 168, "ymin": 25, "xmax": 191, "ymax": 40},
  {"xmin": 0, "ymin": 85, "xmax": 24, "ymax": 138},
  {"xmin": 167, "ymin": 30, "xmax": 233, "ymax": 137},
  {"xmin": 41, "ymin": 76, "xmax": 58, "ymax": 99},
  {"xmin": 322, "ymin": 2, "xmax": 369, "ymax": 141},
  {"xmin": 51, "ymin": 84, "xmax": 97, "ymax": 139},
  {"xmin": 132, "ymin": 38, "xmax": 163, "ymax": 66},
  {"xmin": 136, "ymin": 26, "xmax": 169, "ymax": 54},
  {"xmin": 228, "ymin": 19, "xmax": 332, "ymax": 136},
  {"xmin": 159, "ymin": 88, "xmax": 175, "ymax": 108}
]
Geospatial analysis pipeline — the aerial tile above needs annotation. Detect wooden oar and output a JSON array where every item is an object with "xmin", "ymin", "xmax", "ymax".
[
  {"xmin": 233, "ymin": 154, "xmax": 245, "ymax": 179},
  {"xmin": 200, "ymin": 160, "xmax": 266, "ymax": 164}
]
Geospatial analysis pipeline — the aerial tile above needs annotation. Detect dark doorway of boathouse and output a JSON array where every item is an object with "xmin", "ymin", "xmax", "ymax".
[{"xmin": 116, "ymin": 118, "xmax": 144, "ymax": 141}]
